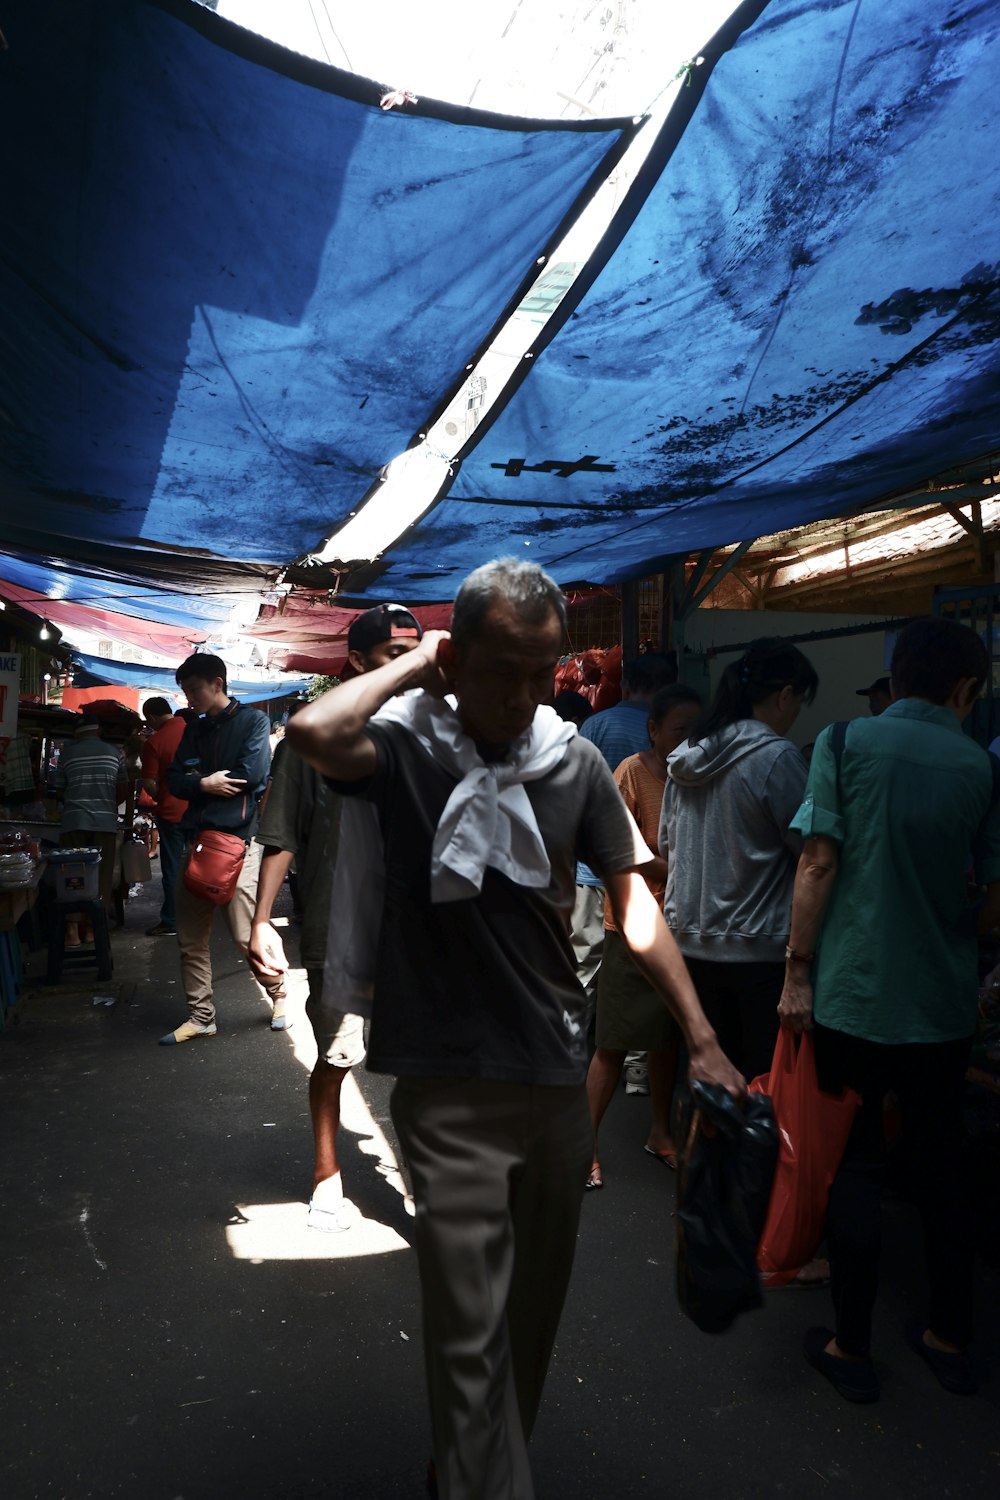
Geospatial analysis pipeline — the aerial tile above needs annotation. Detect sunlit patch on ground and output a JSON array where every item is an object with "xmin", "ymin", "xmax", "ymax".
[
  {"xmin": 226, "ymin": 1200, "xmax": 410, "ymax": 1261},
  {"xmin": 230, "ymin": 968, "xmax": 414, "ymax": 1261}
]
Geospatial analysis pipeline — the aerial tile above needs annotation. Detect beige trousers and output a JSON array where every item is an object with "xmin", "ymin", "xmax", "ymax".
[
  {"xmin": 175, "ymin": 839, "xmax": 285, "ymax": 1026},
  {"xmin": 391, "ymin": 1076, "xmax": 591, "ymax": 1500}
]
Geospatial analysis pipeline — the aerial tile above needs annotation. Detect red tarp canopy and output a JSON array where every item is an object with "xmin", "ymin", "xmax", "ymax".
[
  {"xmin": 247, "ymin": 596, "xmax": 452, "ymax": 676},
  {"xmin": 0, "ymin": 578, "xmax": 204, "ymax": 658}
]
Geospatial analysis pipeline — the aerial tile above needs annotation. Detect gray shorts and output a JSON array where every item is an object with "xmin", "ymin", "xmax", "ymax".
[{"xmin": 305, "ymin": 967, "xmax": 366, "ymax": 1069}]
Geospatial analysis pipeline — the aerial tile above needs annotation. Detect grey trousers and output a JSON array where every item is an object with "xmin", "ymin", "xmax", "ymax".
[
  {"xmin": 569, "ymin": 883, "xmax": 605, "ymax": 1030},
  {"xmin": 391, "ymin": 1076, "xmax": 591, "ymax": 1500}
]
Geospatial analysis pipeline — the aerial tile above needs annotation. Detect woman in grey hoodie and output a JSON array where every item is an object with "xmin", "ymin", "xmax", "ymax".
[{"xmin": 659, "ymin": 638, "xmax": 818, "ymax": 1082}]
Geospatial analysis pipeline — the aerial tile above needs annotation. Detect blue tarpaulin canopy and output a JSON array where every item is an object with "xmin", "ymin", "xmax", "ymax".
[
  {"xmin": 359, "ymin": 0, "xmax": 1000, "ymax": 599},
  {"xmin": 0, "ymin": 0, "xmax": 636, "ymax": 619},
  {"xmin": 5, "ymin": 0, "xmax": 998, "ymax": 626},
  {"xmin": 0, "ymin": 550, "xmax": 234, "ymax": 632},
  {"xmin": 71, "ymin": 651, "xmax": 311, "ymax": 703}
]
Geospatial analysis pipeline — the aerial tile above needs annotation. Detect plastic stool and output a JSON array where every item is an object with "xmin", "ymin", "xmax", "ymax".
[{"xmin": 47, "ymin": 899, "xmax": 113, "ymax": 984}]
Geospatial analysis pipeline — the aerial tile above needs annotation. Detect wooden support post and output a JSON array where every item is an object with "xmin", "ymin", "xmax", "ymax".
[
  {"xmin": 687, "ymin": 538, "xmax": 755, "ymax": 612},
  {"xmin": 679, "ymin": 551, "xmax": 714, "ymax": 616},
  {"xmin": 621, "ymin": 580, "xmax": 639, "ymax": 662},
  {"xmin": 665, "ymin": 562, "xmax": 687, "ymax": 656},
  {"xmin": 972, "ymin": 499, "xmax": 988, "ymax": 572}
]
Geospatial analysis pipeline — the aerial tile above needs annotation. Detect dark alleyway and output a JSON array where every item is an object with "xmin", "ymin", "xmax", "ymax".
[{"xmin": 2, "ymin": 882, "xmax": 999, "ymax": 1499}]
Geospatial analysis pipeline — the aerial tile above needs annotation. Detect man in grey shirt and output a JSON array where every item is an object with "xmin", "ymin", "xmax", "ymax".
[{"xmin": 288, "ymin": 557, "xmax": 742, "ymax": 1500}]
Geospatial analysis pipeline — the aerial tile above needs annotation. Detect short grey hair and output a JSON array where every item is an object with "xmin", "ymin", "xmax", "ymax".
[{"xmin": 451, "ymin": 557, "xmax": 568, "ymax": 652}]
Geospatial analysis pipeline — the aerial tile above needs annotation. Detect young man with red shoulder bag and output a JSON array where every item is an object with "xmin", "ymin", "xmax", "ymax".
[{"xmin": 158, "ymin": 653, "xmax": 285, "ymax": 1045}]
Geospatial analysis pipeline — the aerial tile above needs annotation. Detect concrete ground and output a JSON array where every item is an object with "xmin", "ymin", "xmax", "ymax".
[{"xmin": 2, "ymin": 874, "xmax": 999, "ymax": 1499}]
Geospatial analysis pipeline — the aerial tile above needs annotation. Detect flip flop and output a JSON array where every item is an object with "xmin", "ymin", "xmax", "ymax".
[
  {"xmin": 791, "ymin": 1257, "xmax": 831, "ymax": 1288},
  {"xmin": 643, "ymin": 1144, "xmax": 678, "ymax": 1170},
  {"xmin": 585, "ymin": 1162, "xmax": 603, "ymax": 1190}
]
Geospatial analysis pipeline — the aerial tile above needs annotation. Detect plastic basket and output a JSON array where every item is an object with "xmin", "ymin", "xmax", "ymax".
[{"xmin": 47, "ymin": 847, "xmax": 101, "ymax": 903}]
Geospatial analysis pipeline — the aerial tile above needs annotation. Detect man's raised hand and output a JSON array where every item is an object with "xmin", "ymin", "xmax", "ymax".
[{"xmin": 410, "ymin": 629, "xmax": 452, "ymax": 697}]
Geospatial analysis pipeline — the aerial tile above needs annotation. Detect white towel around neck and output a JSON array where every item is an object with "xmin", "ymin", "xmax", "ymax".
[{"xmin": 375, "ymin": 692, "xmax": 576, "ymax": 903}]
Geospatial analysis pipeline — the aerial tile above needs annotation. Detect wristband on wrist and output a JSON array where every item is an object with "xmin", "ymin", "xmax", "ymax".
[{"xmin": 785, "ymin": 944, "xmax": 815, "ymax": 964}]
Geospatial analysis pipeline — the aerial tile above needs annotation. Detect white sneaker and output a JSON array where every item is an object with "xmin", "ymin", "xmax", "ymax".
[
  {"xmin": 307, "ymin": 1197, "xmax": 355, "ymax": 1233},
  {"xmin": 624, "ymin": 1054, "xmax": 649, "ymax": 1094}
]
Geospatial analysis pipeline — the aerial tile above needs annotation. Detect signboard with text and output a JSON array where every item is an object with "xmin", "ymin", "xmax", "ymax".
[{"xmin": 0, "ymin": 654, "xmax": 21, "ymax": 738}]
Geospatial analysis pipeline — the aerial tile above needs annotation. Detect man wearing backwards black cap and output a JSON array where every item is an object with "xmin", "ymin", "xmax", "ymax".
[
  {"xmin": 248, "ymin": 604, "xmax": 422, "ymax": 1230},
  {"xmin": 345, "ymin": 601, "xmax": 422, "ymax": 664},
  {"xmin": 856, "ymin": 676, "xmax": 892, "ymax": 716}
]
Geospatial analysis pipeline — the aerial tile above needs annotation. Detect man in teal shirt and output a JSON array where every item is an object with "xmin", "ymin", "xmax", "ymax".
[{"xmin": 779, "ymin": 618, "xmax": 1000, "ymax": 1403}]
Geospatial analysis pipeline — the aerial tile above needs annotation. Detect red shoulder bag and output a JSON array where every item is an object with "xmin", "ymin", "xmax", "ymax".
[{"xmin": 183, "ymin": 830, "xmax": 248, "ymax": 905}]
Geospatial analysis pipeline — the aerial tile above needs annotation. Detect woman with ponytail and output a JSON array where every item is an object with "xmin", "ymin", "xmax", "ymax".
[{"xmin": 658, "ymin": 638, "xmax": 818, "ymax": 1082}]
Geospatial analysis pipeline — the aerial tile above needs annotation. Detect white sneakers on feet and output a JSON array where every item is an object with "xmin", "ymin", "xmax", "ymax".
[
  {"xmin": 624, "ymin": 1051, "xmax": 649, "ymax": 1094},
  {"xmin": 307, "ymin": 1197, "xmax": 355, "ymax": 1233},
  {"xmin": 308, "ymin": 1175, "xmax": 355, "ymax": 1232}
]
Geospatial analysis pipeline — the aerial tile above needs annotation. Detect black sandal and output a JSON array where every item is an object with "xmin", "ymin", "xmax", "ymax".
[
  {"xmin": 904, "ymin": 1320, "xmax": 977, "ymax": 1394},
  {"xmin": 804, "ymin": 1327, "xmax": 879, "ymax": 1403}
]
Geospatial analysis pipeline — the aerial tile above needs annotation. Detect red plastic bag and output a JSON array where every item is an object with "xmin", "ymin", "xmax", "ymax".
[
  {"xmin": 748, "ymin": 1029, "xmax": 860, "ymax": 1287},
  {"xmin": 183, "ymin": 830, "xmax": 247, "ymax": 906}
]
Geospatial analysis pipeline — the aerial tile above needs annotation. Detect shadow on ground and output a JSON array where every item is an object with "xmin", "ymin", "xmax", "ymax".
[{"xmin": 2, "ymin": 880, "xmax": 999, "ymax": 1498}]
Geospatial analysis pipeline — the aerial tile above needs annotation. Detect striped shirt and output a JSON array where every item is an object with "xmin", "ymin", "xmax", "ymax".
[{"xmin": 56, "ymin": 734, "xmax": 124, "ymax": 833}]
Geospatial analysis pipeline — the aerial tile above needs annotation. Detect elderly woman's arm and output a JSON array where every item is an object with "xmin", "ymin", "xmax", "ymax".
[{"xmin": 778, "ymin": 835, "xmax": 839, "ymax": 1032}]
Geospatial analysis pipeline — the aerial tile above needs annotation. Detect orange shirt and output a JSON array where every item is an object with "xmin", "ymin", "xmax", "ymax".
[
  {"xmin": 141, "ymin": 715, "xmax": 189, "ymax": 824},
  {"xmin": 604, "ymin": 752, "xmax": 666, "ymax": 933}
]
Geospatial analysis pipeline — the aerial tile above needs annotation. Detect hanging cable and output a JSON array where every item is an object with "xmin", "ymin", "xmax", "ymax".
[
  {"xmin": 319, "ymin": 1, "xmax": 353, "ymax": 71},
  {"xmin": 305, "ymin": 0, "xmax": 333, "ymax": 65}
]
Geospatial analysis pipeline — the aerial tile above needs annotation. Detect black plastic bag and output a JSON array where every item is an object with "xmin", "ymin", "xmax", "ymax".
[{"xmin": 676, "ymin": 1081, "xmax": 779, "ymax": 1334}]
